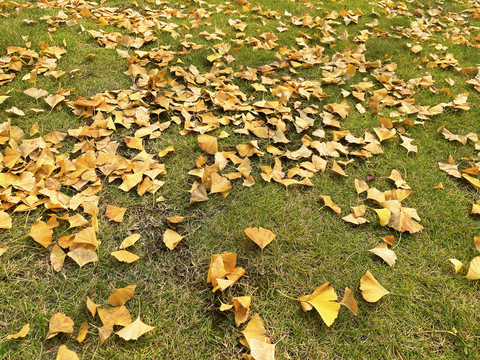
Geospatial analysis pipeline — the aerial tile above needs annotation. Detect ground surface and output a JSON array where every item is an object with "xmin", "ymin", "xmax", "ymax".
[{"xmin": 1, "ymin": 0, "xmax": 480, "ymax": 359}]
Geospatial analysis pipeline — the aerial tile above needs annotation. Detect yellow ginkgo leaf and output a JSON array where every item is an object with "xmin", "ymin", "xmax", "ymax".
[
  {"xmin": 105, "ymin": 205, "xmax": 126, "ymax": 223},
  {"xmin": 198, "ymin": 134, "xmax": 218, "ymax": 154},
  {"xmin": 7, "ymin": 324, "xmax": 30, "ymax": 339},
  {"xmin": 108, "ymin": 285, "xmax": 136, "ymax": 306},
  {"xmin": 465, "ymin": 257, "xmax": 480, "ymax": 280},
  {"xmin": 111, "ymin": 250, "xmax": 140, "ymax": 263},
  {"xmin": 28, "ymin": 220, "xmax": 53, "ymax": 248},
  {"xmin": 369, "ymin": 243, "xmax": 396, "ymax": 266},
  {"xmin": 163, "ymin": 229, "xmax": 184, "ymax": 250},
  {"xmin": 250, "ymin": 339, "xmax": 276, "ymax": 360},
  {"xmin": 56, "ymin": 344, "xmax": 79, "ymax": 360},
  {"xmin": 354, "ymin": 178, "xmax": 369, "ymax": 194},
  {"xmin": 210, "ymin": 172, "xmax": 232, "ymax": 195},
  {"xmin": 158, "ymin": 145, "xmax": 174, "ymax": 157},
  {"xmin": 220, "ymin": 302, "xmax": 233, "ymax": 311},
  {"xmin": 68, "ymin": 214, "xmax": 89, "ymax": 228},
  {"xmin": 190, "ymin": 183, "xmax": 209, "ymax": 204},
  {"xmin": 320, "ymin": 195, "xmax": 341, "ymax": 214},
  {"xmin": 76, "ymin": 322, "xmax": 88, "ymax": 343},
  {"xmin": 360, "ymin": 271, "xmax": 390, "ymax": 303},
  {"xmin": 303, "ymin": 282, "xmax": 340, "ymax": 327},
  {"xmin": 241, "ymin": 313, "xmax": 267, "ymax": 349},
  {"xmin": 46, "ymin": 313, "xmax": 74, "ymax": 339},
  {"xmin": 115, "ymin": 316, "xmax": 155, "ymax": 341},
  {"xmin": 86, "ymin": 297, "xmax": 99, "ymax": 318},
  {"xmin": 331, "ymin": 160, "xmax": 348, "ymax": 177},
  {"xmin": 339, "ymin": 287, "xmax": 358, "ymax": 315},
  {"xmin": 166, "ymin": 216, "xmax": 185, "ymax": 224},
  {"xmin": 67, "ymin": 247, "xmax": 98, "ymax": 268},
  {"xmin": 232, "ymin": 296, "xmax": 251, "ymax": 327},
  {"xmin": 373, "ymin": 208, "xmax": 391, "ymax": 227},
  {"xmin": 120, "ymin": 234, "xmax": 141, "ymax": 249},
  {"xmin": 119, "ymin": 173, "xmax": 143, "ymax": 192},
  {"xmin": 0, "ymin": 211, "xmax": 12, "ymax": 229},
  {"xmin": 73, "ymin": 227, "xmax": 99, "ymax": 250},
  {"xmin": 448, "ymin": 258, "xmax": 463, "ymax": 275},
  {"xmin": 51, "ymin": 244, "xmax": 66, "ymax": 272},
  {"xmin": 244, "ymin": 227, "xmax": 276, "ymax": 250}
]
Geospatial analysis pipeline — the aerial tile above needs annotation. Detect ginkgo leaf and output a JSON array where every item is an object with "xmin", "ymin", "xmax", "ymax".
[
  {"xmin": 373, "ymin": 208, "xmax": 391, "ymax": 226},
  {"xmin": 331, "ymin": 160, "xmax": 348, "ymax": 177},
  {"xmin": 108, "ymin": 285, "xmax": 136, "ymax": 306},
  {"xmin": 448, "ymin": 259, "xmax": 463, "ymax": 275},
  {"xmin": 232, "ymin": 296, "xmax": 251, "ymax": 327},
  {"xmin": 388, "ymin": 210, "xmax": 423, "ymax": 234},
  {"xmin": 302, "ymin": 282, "xmax": 340, "ymax": 327},
  {"xmin": 210, "ymin": 173, "xmax": 232, "ymax": 194},
  {"xmin": 76, "ymin": 322, "xmax": 88, "ymax": 343},
  {"xmin": 67, "ymin": 247, "xmax": 99, "ymax": 268},
  {"xmin": 7, "ymin": 324, "xmax": 30, "ymax": 339},
  {"xmin": 120, "ymin": 234, "xmax": 141, "ymax": 249},
  {"xmin": 354, "ymin": 179, "xmax": 369, "ymax": 194},
  {"xmin": 241, "ymin": 314, "xmax": 268, "ymax": 349},
  {"xmin": 98, "ymin": 306, "xmax": 132, "ymax": 329},
  {"xmin": 320, "ymin": 195, "xmax": 341, "ymax": 214},
  {"xmin": 86, "ymin": 297, "xmax": 99, "ymax": 318},
  {"xmin": 465, "ymin": 257, "xmax": 480, "ymax": 280},
  {"xmin": 56, "ymin": 345, "xmax": 79, "ymax": 360},
  {"xmin": 474, "ymin": 237, "xmax": 480, "ymax": 252},
  {"xmin": 220, "ymin": 301, "xmax": 233, "ymax": 311},
  {"xmin": 29, "ymin": 220, "xmax": 53, "ymax": 248},
  {"xmin": 0, "ymin": 247, "xmax": 7, "ymax": 258},
  {"xmin": 190, "ymin": 183, "xmax": 209, "ymax": 204},
  {"xmin": 45, "ymin": 94, "xmax": 65, "ymax": 109},
  {"xmin": 163, "ymin": 229, "xmax": 184, "ymax": 250},
  {"xmin": 46, "ymin": 313, "xmax": 74, "ymax": 339},
  {"xmin": 116, "ymin": 316, "xmax": 155, "ymax": 341},
  {"xmin": 249, "ymin": 338, "xmax": 276, "ymax": 360},
  {"xmin": 119, "ymin": 173, "xmax": 143, "ymax": 192},
  {"xmin": 105, "ymin": 205, "xmax": 126, "ymax": 223},
  {"xmin": 0, "ymin": 211, "xmax": 12, "ymax": 229},
  {"xmin": 166, "ymin": 216, "xmax": 185, "ymax": 224},
  {"xmin": 73, "ymin": 227, "xmax": 100, "ymax": 250},
  {"xmin": 111, "ymin": 250, "xmax": 140, "ymax": 263},
  {"xmin": 360, "ymin": 271, "xmax": 390, "ymax": 302},
  {"xmin": 339, "ymin": 287, "xmax": 358, "ymax": 315},
  {"xmin": 244, "ymin": 227, "xmax": 276, "ymax": 250},
  {"xmin": 51, "ymin": 244, "xmax": 66, "ymax": 272},
  {"xmin": 369, "ymin": 243, "xmax": 396, "ymax": 266},
  {"xmin": 198, "ymin": 134, "xmax": 218, "ymax": 154},
  {"xmin": 68, "ymin": 214, "xmax": 89, "ymax": 228},
  {"xmin": 24, "ymin": 87, "xmax": 49, "ymax": 99}
]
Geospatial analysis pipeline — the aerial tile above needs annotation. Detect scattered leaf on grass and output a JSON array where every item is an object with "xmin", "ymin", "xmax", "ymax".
[
  {"xmin": 369, "ymin": 243, "xmax": 397, "ymax": 266},
  {"xmin": 299, "ymin": 282, "xmax": 340, "ymax": 327},
  {"xmin": 76, "ymin": 322, "xmax": 88, "ymax": 343},
  {"xmin": 163, "ymin": 229, "xmax": 184, "ymax": 250},
  {"xmin": 116, "ymin": 316, "xmax": 155, "ymax": 341},
  {"xmin": 56, "ymin": 345, "xmax": 79, "ymax": 360},
  {"xmin": 360, "ymin": 271, "xmax": 390, "ymax": 303},
  {"xmin": 465, "ymin": 257, "xmax": 480, "ymax": 280},
  {"xmin": 448, "ymin": 259, "xmax": 463, "ymax": 275},
  {"xmin": 244, "ymin": 227, "xmax": 276, "ymax": 249},
  {"xmin": 111, "ymin": 250, "xmax": 140, "ymax": 263},
  {"xmin": 120, "ymin": 234, "xmax": 141, "ymax": 249},
  {"xmin": 108, "ymin": 285, "xmax": 136, "ymax": 306},
  {"xmin": 339, "ymin": 288, "xmax": 358, "ymax": 315},
  {"xmin": 105, "ymin": 205, "xmax": 126, "ymax": 223},
  {"xmin": 7, "ymin": 324, "xmax": 30, "ymax": 339},
  {"xmin": 46, "ymin": 313, "xmax": 74, "ymax": 339}
]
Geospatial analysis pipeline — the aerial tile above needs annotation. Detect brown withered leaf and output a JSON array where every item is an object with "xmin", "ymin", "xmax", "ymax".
[
  {"xmin": 108, "ymin": 285, "xmax": 136, "ymax": 306},
  {"xmin": 244, "ymin": 227, "xmax": 276, "ymax": 249},
  {"xmin": 360, "ymin": 271, "xmax": 390, "ymax": 303},
  {"xmin": 46, "ymin": 313, "xmax": 74, "ymax": 339}
]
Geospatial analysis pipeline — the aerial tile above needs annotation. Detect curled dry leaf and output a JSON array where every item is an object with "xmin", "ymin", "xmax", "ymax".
[
  {"xmin": 339, "ymin": 288, "xmax": 358, "ymax": 315},
  {"xmin": 46, "ymin": 313, "xmax": 74, "ymax": 339},
  {"xmin": 244, "ymin": 227, "xmax": 276, "ymax": 250},
  {"xmin": 465, "ymin": 257, "xmax": 480, "ymax": 280},
  {"xmin": 116, "ymin": 316, "xmax": 155, "ymax": 341},
  {"xmin": 369, "ymin": 243, "xmax": 397, "ymax": 266},
  {"xmin": 163, "ymin": 229, "xmax": 184, "ymax": 250},
  {"xmin": 448, "ymin": 259, "xmax": 463, "ymax": 275},
  {"xmin": 7, "ymin": 324, "xmax": 30, "ymax": 339},
  {"xmin": 232, "ymin": 296, "xmax": 251, "ymax": 327},
  {"xmin": 360, "ymin": 271, "xmax": 390, "ymax": 303},
  {"xmin": 108, "ymin": 285, "xmax": 136, "ymax": 306}
]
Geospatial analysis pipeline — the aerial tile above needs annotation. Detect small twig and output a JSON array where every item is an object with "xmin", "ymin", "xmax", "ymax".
[
  {"xmin": 392, "ymin": 233, "xmax": 402, "ymax": 249},
  {"xmin": 413, "ymin": 330, "xmax": 457, "ymax": 336},
  {"xmin": 276, "ymin": 289, "xmax": 301, "ymax": 302},
  {"xmin": 342, "ymin": 250, "xmax": 366, "ymax": 265}
]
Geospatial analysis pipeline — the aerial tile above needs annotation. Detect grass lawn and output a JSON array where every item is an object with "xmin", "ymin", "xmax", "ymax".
[{"xmin": 1, "ymin": 0, "xmax": 480, "ymax": 358}]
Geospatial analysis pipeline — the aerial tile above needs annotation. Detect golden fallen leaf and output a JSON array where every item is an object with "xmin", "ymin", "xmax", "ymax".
[
  {"xmin": 108, "ymin": 285, "xmax": 136, "ymax": 306},
  {"xmin": 67, "ymin": 248, "xmax": 98, "ymax": 268},
  {"xmin": 46, "ymin": 313, "xmax": 74, "ymax": 339},
  {"xmin": 465, "ymin": 257, "xmax": 480, "ymax": 280},
  {"xmin": 354, "ymin": 178, "xmax": 369, "ymax": 194},
  {"xmin": 250, "ymin": 338, "xmax": 276, "ymax": 360},
  {"xmin": 320, "ymin": 195, "xmax": 341, "ymax": 214},
  {"xmin": 73, "ymin": 227, "xmax": 100, "ymax": 250},
  {"xmin": 301, "ymin": 282, "xmax": 340, "ymax": 327},
  {"xmin": 241, "ymin": 314, "xmax": 275, "ymax": 360},
  {"xmin": 76, "ymin": 322, "xmax": 88, "ymax": 343},
  {"xmin": 29, "ymin": 220, "xmax": 53, "ymax": 248},
  {"xmin": 360, "ymin": 271, "xmax": 390, "ymax": 303},
  {"xmin": 198, "ymin": 134, "xmax": 218, "ymax": 154},
  {"xmin": 244, "ymin": 227, "xmax": 276, "ymax": 250},
  {"xmin": 232, "ymin": 296, "xmax": 251, "ymax": 327},
  {"xmin": 373, "ymin": 208, "xmax": 391, "ymax": 226},
  {"xmin": 105, "ymin": 205, "xmax": 126, "ymax": 223},
  {"xmin": 0, "ymin": 247, "xmax": 7, "ymax": 258},
  {"xmin": 339, "ymin": 288, "xmax": 358, "ymax": 315},
  {"xmin": 7, "ymin": 324, "xmax": 30, "ymax": 339},
  {"xmin": 369, "ymin": 243, "xmax": 396, "ymax": 266},
  {"xmin": 116, "ymin": 316, "xmax": 155, "ymax": 341},
  {"xmin": 0, "ymin": 211, "xmax": 12, "ymax": 229},
  {"xmin": 51, "ymin": 244, "xmax": 66, "ymax": 272},
  {"xmin": 448, "ymin": 259, "xmax": 463, "ymax": 275},
  {"xmin": 166, "ymin": 216, "xmax": 185, "ymax": 224},
  {"xmin": 56, "ymin": 344, "xmax": 79, "ymax": 360},
  {"xmin": 388, "ymin": 210, "xmax": 423, "ymax": 234},
  {"xmin": 111, "ymin": 250, "xmax": 140, "ymax": 263},
  {"xmin": 474, "ymin": 237, "xmax": 480, "ymax": 252},
  {"xmin": 163, "ymin": 229, "xmax": 184, "ymax": 250},
  {"xmin": 86, "ymin": 297, "xmax": 99, "ymax": 318},
  {"xmin": 433, "ymin": 183, "xmax": 444, "ymax": 190},
  {"xmin": 158, "ymin": 145, "xmax": 174, "ymax": 157},
  {"xmin": 120, "ymin": 234, "xmax": 141, "ymax": 249},
  {"xmin": 190, "ymin": 183, "xmax": 209, "ymax": 204},
  {"xmin": 68, "ymin": 214, "xmax": 89, "ymax": 228}
]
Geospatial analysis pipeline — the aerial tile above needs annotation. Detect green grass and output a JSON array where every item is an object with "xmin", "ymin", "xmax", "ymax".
[{"xmin": 1, "ymin": 0, "xmax": 480, "ymax": 358}]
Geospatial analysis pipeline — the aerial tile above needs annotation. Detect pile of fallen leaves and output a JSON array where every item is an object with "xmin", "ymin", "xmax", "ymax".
[{"xmin": 1, "ymin": 0, "xmax": 480, "ymax": 358}]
